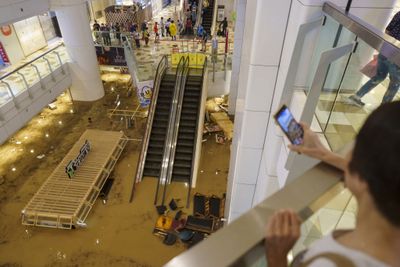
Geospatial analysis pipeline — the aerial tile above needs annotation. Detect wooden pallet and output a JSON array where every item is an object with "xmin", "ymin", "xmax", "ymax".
[{"xmin": 21, "ymin": 130, "xmax": 128, "ymax": 229}]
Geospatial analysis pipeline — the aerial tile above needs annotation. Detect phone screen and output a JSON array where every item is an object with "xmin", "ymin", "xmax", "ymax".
[{"xmin": 274, "ymin": 105, "xmax": 304, "ymax": 145}]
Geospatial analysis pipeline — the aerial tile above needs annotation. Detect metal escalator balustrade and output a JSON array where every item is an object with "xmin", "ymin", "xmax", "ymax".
[
  {"xmin": 131, "ymin": 55, "xmax": 169, "ymax": 202},
  {"xmin": 202, "ymin": 0, "xmax": 215, "ymax": 34},
  {"xmin": 157, "ymin": 56, "xmax": 190, "ymax": 205},
  {"xmin": 143, "ymin": 73, "xmax": 177, "ymax": 178}
]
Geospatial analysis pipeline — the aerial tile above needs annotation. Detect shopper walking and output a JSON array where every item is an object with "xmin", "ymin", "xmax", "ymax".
[
  {"xmin": 165, "ymin": 18, "xmax": 171, "ymax": 37},
  {"xmin": 160, "ymin": 17, "xmax": 165, "ymax": 37},
  {"xmin": 185, "ymin": 18, "xmax": 193, "ymax": 35},
  {"xmin": 169, "ymin": 21, "xmax": 177, "ymax": 41},
  {"xmin": 144, "ymin": 27, "xmax": 150, "ymax": 46},
  {"xmin": 134, "ymin": 31, "xmax": 141, "ymax": 48},
  {"xmin": 346, "ymin": 11, "xmax": 400, "ymax": 106},
  {"xmin": 153, "ymin": 22, "xmax": 160, "ymax": 43},
  {"xmin": 219, "ymin": 17, "xmax": 228, "ymax": 37},
  {"xmin": 211, "ymin": 35, "xmax": 218, "ymax": 63},
  {"xmin": 115, "ymin": 22, "xmax": 121, "ymax": 45}
]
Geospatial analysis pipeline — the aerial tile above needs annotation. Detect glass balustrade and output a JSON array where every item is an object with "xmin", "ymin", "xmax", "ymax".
[{"xmin": 0, "ymin": 45, "xmax": 70, "ymax": 107}]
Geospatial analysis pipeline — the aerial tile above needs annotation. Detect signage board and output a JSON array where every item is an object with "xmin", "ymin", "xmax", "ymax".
[
  {"xmin": 65, "ymin": 140, "xmax": 91, "ymax": 178},
  {"xmin": 95, "ymin": 46, "xmax": 127, "ymax": 66}
]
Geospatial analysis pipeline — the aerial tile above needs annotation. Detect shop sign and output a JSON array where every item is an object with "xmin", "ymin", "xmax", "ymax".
[
  {"xmin": 1, "ymin": 25, "xmax": 12, "ymax": 36},
  {"xmin": 65, "ymin": 140, "xmax": 91, "ymax": 178},
  {"xmin": 137, "ymin": 80, "xmax": 154, "ymax": 107},
  {"xmin": 0, "ymin": 42, "xmax": 10, "ymax": 64},
  {"xmin": 95, "ymin": 46, "xmax": 127, "ymax": 66}
]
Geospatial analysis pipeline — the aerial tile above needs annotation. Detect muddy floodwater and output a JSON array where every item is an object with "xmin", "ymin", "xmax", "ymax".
[{"xmin": 0, "ymin": 74, "xmax": 229, "ymax": 267}]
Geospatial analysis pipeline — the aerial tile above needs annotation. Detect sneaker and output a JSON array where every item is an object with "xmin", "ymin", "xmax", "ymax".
[{"xmin": 344, "ymin": 95, "xmax": 365, "ymax": 107}]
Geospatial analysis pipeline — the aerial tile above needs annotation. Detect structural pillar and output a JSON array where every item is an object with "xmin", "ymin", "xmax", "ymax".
[{"xmin": 52, "ymin": 0, "xmax": 104, "ymax": 101}]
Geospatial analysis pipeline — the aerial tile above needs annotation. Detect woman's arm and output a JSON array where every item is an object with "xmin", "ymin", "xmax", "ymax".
[{"xmin": 288, "ymin": 123, "xmax": 347, "ymax": 171}]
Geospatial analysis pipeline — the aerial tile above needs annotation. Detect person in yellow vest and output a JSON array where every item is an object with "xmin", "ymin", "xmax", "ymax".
[{"xmin": 169, "ymin": 20, "xmax": 177, "ymax": 41}]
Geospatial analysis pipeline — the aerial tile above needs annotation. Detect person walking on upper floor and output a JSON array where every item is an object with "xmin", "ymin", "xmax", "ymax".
[
  {"xmin": 160, "ymin": 17, "xmax": 165, "ymax": 37},
  {"xmin": 153, "ymin": 22, "xmax": 160, "ymax": 43},
  {"xmin": 134, "ymin": 30, "xmax": 140, "ymax": 48},
  {"xmin": 169, "ymin": 20, "xmax": 177, "ymax": 41},
  {"xmin": 185, "ymin": 18, "xmax": 193, "ymax": 35},
  {"xmin": 165, "ymin": 18, "xmax": 171, "ymax": 37},
  {"xmin": 346, "ymin": 11, "xmax": 400, "ymax": 107},
  {"xmin": 144, "ymin": 27, "xmax": 150, "ymax": 46},
  {"xmin": 219, "ymin": 17, "xmax": 228, "ymax": 37},
  {"xmin": 115, "ymin": 22, "xmax": 121, "ymax": 45}
]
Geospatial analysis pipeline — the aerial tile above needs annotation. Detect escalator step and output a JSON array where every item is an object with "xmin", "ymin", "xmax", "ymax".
[
  {"xmin": 177, "ymin": 139, "xmax": 194, "ymax": 147},
  {"xmin": 179, "ymin": 127, "xmax": 196, "ymax": 134},
  {"xmin": 176, "ymin": 146, "xmax": 193, "ymax": 154},
  {"xmin": 174, "ymin": 159, "xmax": 192, "ymax": 168},
  {"xmin": 175, "ymin": 153, "xmax": 191, "ymax": 160},
  {"xmin": 172, "ymin": 167, "xmax": 191, "ymax": 176},
  {"xmin": 178, "ymin": 133, "xmax": 194, "ymax": 141},
  {"xmin": 143, "ymin": 168, "xmax": 160, "ymax": 177},
  {"xmin": 146, "ymin": 155, "xmax": 162, "ymax": 162},
  {"xmin": 180, "ymin": 120, "xmax": 196, "ymax": 127},
  {"xmin": 172, "ymin": 175, "xmax": 190, "ymax": 183},
  {"xmin": 144, "ymin": 162, "xmax": 161, "ymax": 170}
]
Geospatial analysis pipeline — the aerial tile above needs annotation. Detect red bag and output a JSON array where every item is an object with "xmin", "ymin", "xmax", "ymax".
[{"xmin": 360, "ymin": 54, "xmax": 378, "ymax": 78}]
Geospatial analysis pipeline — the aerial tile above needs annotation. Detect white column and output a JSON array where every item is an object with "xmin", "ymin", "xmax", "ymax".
[
  {"xmin": 228, "ymin": 0, "xmax": 246, "ymax": 115},
  {"xmin": 52, "ymin": 0, "xmax": 104, "ymax": 101}
]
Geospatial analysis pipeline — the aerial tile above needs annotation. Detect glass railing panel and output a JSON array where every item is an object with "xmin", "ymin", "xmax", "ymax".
[
  {"xmin": 33, "ymin": 58, "xmax": 52, "ymax": 79},
  {"xmin": 2, "ymin": 73, "xmax": 26, "ymax": 97},
  {"xmin": 18, "ymin": 65, "xmax": 40, "ymax": 87},
  {"xmin": 322, "ymin": 38, "xmax": 396, "ymax": 150},
  {"xmin": 46, "ymin": 52, "xmax": 61, "ymax": 69},
  {"xmin": 55, "ymin": 46, "xmax": 70, "ymax": 64},
  {"xmin": 0, "ymin": 83, "xmax": 13, "ymax": 106},
  {"xmin": 292, "ymin": 186, "xmax": 355, "ymax": 256}
]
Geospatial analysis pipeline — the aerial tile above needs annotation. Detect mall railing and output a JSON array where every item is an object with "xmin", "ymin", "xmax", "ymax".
[
  {"xmin": 130, "ymin": 55, "xmax": 169, "ymax": 202},
  {"xmin": 155, "ymin": 56, "xmax": 188, "ymax": 205},
  {"xmin": 0, "ymin": 43, "xmax": 69, "ymax": 107},
  {"xmin": 165, "ymin": 1, "xmax": 400, "ymax": 266},
  {"xmin": 165, "ymin": 157, "xmax": 345, "ymax": 267}
]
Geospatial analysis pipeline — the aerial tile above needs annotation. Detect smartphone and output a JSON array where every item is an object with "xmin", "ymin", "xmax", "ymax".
[{"xmin": 274, "ymin": 105, "xmax": 304, "ymax": 145}]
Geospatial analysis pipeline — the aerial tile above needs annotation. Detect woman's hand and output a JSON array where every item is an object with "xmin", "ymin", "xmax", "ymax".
[
  {"xmin": 265, "ymin": 210, "xmax": 301, "ymax": 267},
  {"xmin": 288, "ymin": 123, "xmax": 347, "ymax": 171},
  {"xmin": 288, "ymin": 123, "xmax": 330, "ymax": 161}
]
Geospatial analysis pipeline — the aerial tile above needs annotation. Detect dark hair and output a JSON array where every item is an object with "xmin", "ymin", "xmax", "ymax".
[{"xmin": 349, "ymin": 101, "xmax": 400, "ymax": 226}]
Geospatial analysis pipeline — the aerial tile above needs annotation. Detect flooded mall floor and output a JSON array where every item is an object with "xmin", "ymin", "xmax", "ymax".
[{"xmin": 0, "ymin": 72, "xmax": 230, "ymax": 267}]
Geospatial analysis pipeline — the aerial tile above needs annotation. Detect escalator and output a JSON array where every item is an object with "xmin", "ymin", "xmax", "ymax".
[
  {"xmin": 172, "ymin": 73, "xmax": 203, "ymax": 183},
  {"xmin": 202, "ymin": 0, "xmax": 215, "ymax": 34},
  {"xmin": 142, "ymin": 73, "xmax": 176, "ymax": 178}
]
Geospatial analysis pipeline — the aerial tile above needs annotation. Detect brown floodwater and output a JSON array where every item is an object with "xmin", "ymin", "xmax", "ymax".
[{"xmin": 0, "ymin": 73, "xmax": 230, "ymax": 267}]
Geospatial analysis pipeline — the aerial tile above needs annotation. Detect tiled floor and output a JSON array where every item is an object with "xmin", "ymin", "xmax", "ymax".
[{"xmin": 94, "ymin": 5, "xmax": 234, "ymax": 82}]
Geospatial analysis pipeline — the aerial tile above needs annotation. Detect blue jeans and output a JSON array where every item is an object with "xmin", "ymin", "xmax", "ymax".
[{"xmin": 356, "ymin": 53, "xmax": 400, "ymax": 103}]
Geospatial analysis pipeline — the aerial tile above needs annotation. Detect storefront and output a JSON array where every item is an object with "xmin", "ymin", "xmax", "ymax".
[{"xmin": 0, "ymin": 13, "xmax": 58, "ymax": 70}]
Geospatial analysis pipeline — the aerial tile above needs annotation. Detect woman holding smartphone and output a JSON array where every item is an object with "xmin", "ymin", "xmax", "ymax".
[{"xmin": 265, "ymin": 102, "xmax": 400, "ymax": 267}]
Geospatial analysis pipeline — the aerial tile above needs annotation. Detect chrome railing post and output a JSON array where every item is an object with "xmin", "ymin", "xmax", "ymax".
[
  {"xmin": 16, "ymin": 72, "xmax": 33, "ymax": 99},
  {"xmin": 53, "ymin": 51, "xmax": 65, "ymax": 74},
  {"xmin": 1, "ymin": 81, "xmax": 19, "ymax": 108},
  {"xmin": 43, "ymin": 57, "xmax": 56, "ymax": 82},
  {"xmin": 31, "ymin": 64, "xmax": 46, "ymax": 90}
]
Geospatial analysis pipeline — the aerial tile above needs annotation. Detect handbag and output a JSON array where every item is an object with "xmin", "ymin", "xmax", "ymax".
[{"xmin": 360, "ymin": 54, "xmax": 378, "ymax": 78}]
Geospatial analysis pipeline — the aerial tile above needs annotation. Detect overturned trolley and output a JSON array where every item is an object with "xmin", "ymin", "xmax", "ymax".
[{"xmin": 21, "ymin": 130, "xmax": 128, "ymax": 229}]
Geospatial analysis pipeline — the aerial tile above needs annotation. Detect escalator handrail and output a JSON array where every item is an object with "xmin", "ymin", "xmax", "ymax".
[
  {"xmin": 194, "ymin": 0, "xmax": 204, "ymax": 33},
  {"xmin": 186, "ymin": 58, "xmax": 208, "ymax": 207},
  {"xmin": 165, "ymin": 56, "xmax": 191, "ymax": 186},
  {"xmin": 132, "ymin": 55, "xmax": 168, "ymax": 191},
  {"xmin": 157, "ymin": 56, "xmax": 187, "ymax": 205},
  {"xmin": 210, "ymin": 0, "xmax": 218, "ymax": 37}
]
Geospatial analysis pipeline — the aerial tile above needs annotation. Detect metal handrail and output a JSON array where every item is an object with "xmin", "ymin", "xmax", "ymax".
[
  {"xmin": 0, "ymin": 43, "xmax": 64, "ymax": 81},
  {"xmin": 185, "ymin": 57, "xmax": 207, "ymax": 208},
  {"xmin": 164, "ymin": 56, "xmax": 190, "ymax": 187},
  {"xmin": 156, "ymin": 56, "xmax": 187, "ymax": 206},
  {"xmin": 210, "ymin": 0, "xmax": 218, "ymax": 37},
  {"xmin": 130, "ymin": 55, "xmax": 168, "ymax": 202},
  {"xmin": 194, "ymin": 0, "xmax": 204, "ymax": 32}
]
